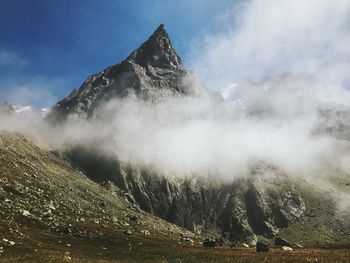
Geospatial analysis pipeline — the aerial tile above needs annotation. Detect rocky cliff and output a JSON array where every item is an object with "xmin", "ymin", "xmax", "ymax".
[
  {"xmin": 65, "ymin": 146, "xmax": 306, "ymax": 244},
  {"xmin": 47, "ymin": 24, "xmax": 206, "ymax": 122}
]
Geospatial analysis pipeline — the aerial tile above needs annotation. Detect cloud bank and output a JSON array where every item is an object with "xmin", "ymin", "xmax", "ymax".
[{"xmin": 190, "ymin": 0, "xmax": 350, "ymax": 90}]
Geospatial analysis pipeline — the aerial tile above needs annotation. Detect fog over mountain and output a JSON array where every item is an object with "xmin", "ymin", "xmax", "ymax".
[
  {"xmin": 1, "ymin": 1, "xmax": 350, "ymax": 252},
  {"xmin": 1, "ymin": 0, "xmax": 350, "ymax": 185}
]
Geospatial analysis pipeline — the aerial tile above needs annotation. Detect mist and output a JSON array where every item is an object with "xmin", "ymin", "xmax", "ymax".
[
  {"xmin": 0, "ymin": 91, "xmax": 348, "ymax": 182},
  {"xmin": 1, "ymin": 0, "xmax": 350, "ymax": 187}
]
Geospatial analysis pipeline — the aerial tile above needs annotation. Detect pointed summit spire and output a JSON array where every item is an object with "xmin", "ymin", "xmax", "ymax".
[
  {"xmin": 127, "ymin": 24, "xmax": 183, "ymax": 69},
  {"xmin": 153, "ymin": 23, "xmax": 166, "ymax": 36}
]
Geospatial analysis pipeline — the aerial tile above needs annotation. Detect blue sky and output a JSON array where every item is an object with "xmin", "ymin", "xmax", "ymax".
[{"xmin": 0, "ymin": 0, "xmax": 238, "ymax": 107}]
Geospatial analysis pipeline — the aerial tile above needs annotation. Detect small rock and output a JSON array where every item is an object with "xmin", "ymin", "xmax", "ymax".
[
  {"xmin": 22, "ymin": 210, "xmax": 32, "ymax": 217},
  {"xmin": 63, "ymin": 255, "xmax": 72, "ymax": 262},
  {"xmin": 124, "ymin": 229, "xmax": 132, "ymax": 235},
  {"xmin": 48, "ymin": 201, "xmax": 56, "ymax": 210},
  {"xmin": 2, "ymin": 238, "xmax": 15, "ymax": 246},
  {"xmin": 42, "ymin": 209, "xmax": 52, "ymax": 218},
  {"xmin": 181, "ymin": 237, "xmax": 194, "ymax": 244},
  {"xmin": 128, "ymin": 214, "xmax": 139, "ymax": 222},
  {"xmin": 243, "ymin": 243, "xmax": 249, "ymax": 248},
  {"xmin": 112, "ymin": 216, "xmax": 118, "ymax": 224},
  {"xmin": 281, "ymin": 246, "xmax": 293, "ymax": 251},
  {"xmin": 141, "ymin": 229, "xmax": 150, "ymax": 236}
]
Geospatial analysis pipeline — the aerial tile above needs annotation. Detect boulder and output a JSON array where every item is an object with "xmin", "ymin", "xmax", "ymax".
[
  {"xmin": 275, "ymin": 237, "xmax": 293, "ymax": 247},
  {"xmin": 256, "ymin": 242, "xmax": 270, "ymax": 252},
  {"xmin": 281, "ymin": 246, "xmax": 293, "ymax": 251},
  {"xmin": 203, "ymin": 238, "xmax": 216, "ymax": 248}
]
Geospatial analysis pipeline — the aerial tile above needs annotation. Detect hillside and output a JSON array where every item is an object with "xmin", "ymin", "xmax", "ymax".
[
  {"xmin": 1, "ymin": 132, "xmax": 350, "ymax": 262},
  {"xmin": 0, "ymin": 131, "xmax": 196, "ymax": 262}
]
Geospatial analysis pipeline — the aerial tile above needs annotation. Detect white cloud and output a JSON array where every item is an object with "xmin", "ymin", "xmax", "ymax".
[
  {"xmin": 0, "ymin": 50, "xmax": 28, "ymax": 68},
  {"xmin": 0, "ymin": 77, "xmax": 63, "ymax": 108},
  {"xmin": 190, "ymin": 0, "xmax": 350, "ymax": 90}
]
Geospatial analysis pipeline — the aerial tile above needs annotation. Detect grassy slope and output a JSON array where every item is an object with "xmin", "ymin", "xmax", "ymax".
[
  {"xmin": 277, "ymin": 178, "xmax": 350, "ymax": 246},
  {"xmin": 0, "ymin": 132, "xmax": 194, "ymax": 262}
]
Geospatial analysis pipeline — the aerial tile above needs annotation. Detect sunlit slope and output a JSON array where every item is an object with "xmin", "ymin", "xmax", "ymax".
[{"xmin": 0, "ymin": 131, "xmax": 194, "ymax": 262}]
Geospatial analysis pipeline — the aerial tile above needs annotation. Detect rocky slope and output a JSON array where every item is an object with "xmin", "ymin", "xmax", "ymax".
[
  {"xmin": 1, "ymin": 131, "xmax": 349, "ymax": 262},
  {"xmin": 0, "ymin": 131, "xmax": 198, "ymax": 261}
]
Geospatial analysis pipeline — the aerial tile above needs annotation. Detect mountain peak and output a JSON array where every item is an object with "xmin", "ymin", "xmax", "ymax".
[
  {"xmin": 127, "ymin": 24, "xmax": 183, "ymax": 68},
  {"xmin": 47, "ymin": 24, "xmax": 203, "ymax": 122},
  {"xmin": 153, "ymin": 23, "xmax": 166, "ymax": 36}
]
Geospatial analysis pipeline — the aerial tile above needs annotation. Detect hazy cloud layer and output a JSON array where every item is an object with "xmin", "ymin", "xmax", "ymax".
[
  {"xmin": 0, "ymin": 77, "xmax": 64, "ymax": 107},
  {"xmin": 190, "ymin": 0, "xmax": 350, "ymax": 90},
  {"xmin": 1, "ymin": 93, "xmax": 348, "ymax": 183}
]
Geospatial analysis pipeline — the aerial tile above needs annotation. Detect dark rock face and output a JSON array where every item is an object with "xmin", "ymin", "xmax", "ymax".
[
  {"xmin": 47, "ymin": 24, "xmax": 204, "ymax": 122},
  {"xmin": 65, "ymin": 146, "xmax": 305, "ymax": 242}
]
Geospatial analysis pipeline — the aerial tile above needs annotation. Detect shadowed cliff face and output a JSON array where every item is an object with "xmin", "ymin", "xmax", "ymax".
[{"xmin": 65, "ymin": 146, "xmax": 305, "ymax": 243}]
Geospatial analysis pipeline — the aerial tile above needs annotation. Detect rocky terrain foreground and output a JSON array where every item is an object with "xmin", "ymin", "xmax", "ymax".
[
  {"xmin": 0, "ymin": 131, "xmax": 195, "ymax": 262},
  {"xmin": 1, "ymin": 131, "xmax": 350, "ymax": 262}
]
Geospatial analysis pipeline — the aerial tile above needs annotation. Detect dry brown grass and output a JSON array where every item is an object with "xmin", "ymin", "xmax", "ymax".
[{"xmin": 1, "ymin": 240, "xmax": 350, "ymax": 263}]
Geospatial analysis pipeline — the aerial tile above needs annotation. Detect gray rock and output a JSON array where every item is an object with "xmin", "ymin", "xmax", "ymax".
[
  {"xmin": 47, "ymin": 24, "xmax": 208, "ymax": 123},
  {"xmin": 124, "ymin": 229, "xmax": 132, "ymax": 235},
  {"xmin": 281, "ymin": 246, "xmax": 293, "ymax": 251}
]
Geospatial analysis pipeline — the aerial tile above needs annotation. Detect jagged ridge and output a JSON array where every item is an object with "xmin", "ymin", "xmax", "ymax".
[{"xmin": 47, "ymin": 24, "xmax": 201, "ymax": 122}]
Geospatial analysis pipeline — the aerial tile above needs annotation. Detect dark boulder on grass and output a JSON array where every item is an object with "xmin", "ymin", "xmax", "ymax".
[
  {"xmin": 203, "ymin": 238, "xmax": 216, "ymax": 248},
  {"xmin": 275, "ymin": 237, "xmax": 293, "ymax": 247},
  {"xmin": 256, "ymin": 241, "xmax": 270, "ymax": 252}
]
